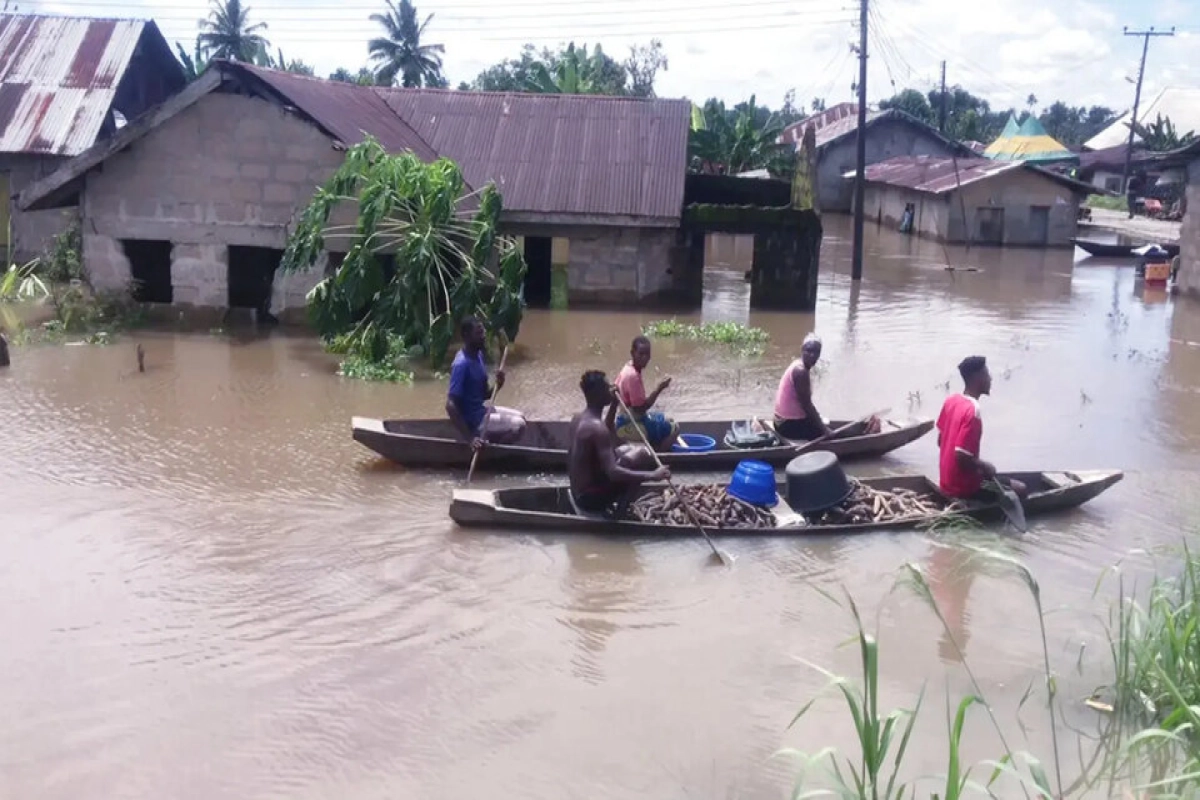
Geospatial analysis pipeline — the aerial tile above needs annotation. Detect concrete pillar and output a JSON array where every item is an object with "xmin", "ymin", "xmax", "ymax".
[{"xmin": 749, "ymin": 221, "xmax": 823, "ymax": 310}]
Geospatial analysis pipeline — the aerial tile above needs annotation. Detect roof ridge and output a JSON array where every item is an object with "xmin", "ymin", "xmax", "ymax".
[{"xmin": 0, "ymin": 11, "xmax": 151, "ymax": 24}]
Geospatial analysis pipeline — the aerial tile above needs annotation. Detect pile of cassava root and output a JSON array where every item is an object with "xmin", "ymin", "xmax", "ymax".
[
  {"xmin": 627, "ymin": 480, "xmax": 968, "ymax": 528},
  {"xmin": 805, "ymin": 479, "xmax": 966, "ymax": 525},
  {"xmin": 628, "ymin": 484, "xmax": 777, "ymax": 528}
]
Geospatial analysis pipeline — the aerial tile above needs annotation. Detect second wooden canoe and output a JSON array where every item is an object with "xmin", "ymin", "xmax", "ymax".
[{"xmin": 352, "ymin": 416, "xmax": 935, "ymax": 472}]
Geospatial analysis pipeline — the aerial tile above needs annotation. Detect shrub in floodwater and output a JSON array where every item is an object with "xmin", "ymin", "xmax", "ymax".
[
  {"xmin": 39, "ymin": 222, "xmax": 85, "ymax": 285},
  {"xmin": 281, "ymin": 138, "xmax": 527, "ymax": 371},
  {"xmin": 336, "ymin": 354, "xmax": 414, "ymax": 383},
  {"xmin": 0, "ymin": 259, "xmax": 48, "ymax": 302}
]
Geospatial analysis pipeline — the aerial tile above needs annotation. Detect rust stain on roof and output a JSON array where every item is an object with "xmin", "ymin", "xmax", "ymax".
[
  {"xmin": 0, "ymin": 14, "xmax": 166, "ymax": 155},
  {"xmin": 853, "ymin": 155, "xmax": 1091, "ymax": 196}
]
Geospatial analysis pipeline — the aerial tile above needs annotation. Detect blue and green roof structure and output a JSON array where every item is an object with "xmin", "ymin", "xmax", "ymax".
[{"xmin": 983, "ymin": 114, "xmax": 1078, "ymax": 165}]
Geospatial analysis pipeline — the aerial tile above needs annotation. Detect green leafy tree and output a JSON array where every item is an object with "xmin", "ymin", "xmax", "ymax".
[
  {"xmin": 368, "ymin": 0, "xmax": 445, "ymax": 88},
  {"xmin": 330, "ymin": 67, "xmax": 377, "ymax": 86},
  {"xmin": 880, "ymin": 88, "xmax": 935, "ymax": 124},
  {"xmin": 175, "ymin": 40, "xmax": 210, "ymax": 81},
  {"xmin": 623, "ymin": 39, "xmax": 668, "ymax": 98},
  {"xmin": 524, "ymin": 43, "xmax": 617, "ymax": 95},
  {"xmin": 1133, "ymin": 113, "xmax": 1197, "ymax": 152},
  {"xmin": 281, "ymin": 138, "xmax": 527, "ymax": 367},
  {"xmin": 470, "ymin": 43, "xmax": 628, "ymax": 95},
  {"xmin": 196, "ymin": 0, "xmax": 268, "ymax": 62},
  {"xmin": 688, "ymin": 95, "xmax": 791, "ymax": 176}
]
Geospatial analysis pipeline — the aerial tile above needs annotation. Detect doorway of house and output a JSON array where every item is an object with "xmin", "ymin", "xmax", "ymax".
[
  {"xmin": 1029, "ymin": 206, "xmax": 1050, "ymax": 245},
  {"xmin": 122, "ymin": 239, "xmax": 173, "ymax": 303},
  {"xmin": 228, "ymin": 246, "xmax": 282, "ymax": 321},
  {"xmin": 522, "ymin": 236, "xmax": 552, "ymax": 308}
]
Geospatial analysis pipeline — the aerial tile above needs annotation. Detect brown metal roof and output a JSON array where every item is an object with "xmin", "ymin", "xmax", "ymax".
[
  {"xmin": 236, "ymin": 63, "xmax": 438, "ymax": 162},
  {"xmin": 855, "ymin": 155, "xmax": 1094, "ymax": 196},
  {"xmin": 378, "ymin": 88, "xmax": 690, "ymax": 220},
  {"xmin": 0, "ymin": 14, "xmax": 176, "ymax": 155},
  {"xmin": 779, "ymin": 102, "xmax": 859, "ymax": 145}
]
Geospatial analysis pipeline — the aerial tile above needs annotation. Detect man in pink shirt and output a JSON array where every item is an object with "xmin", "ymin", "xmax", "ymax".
[{"xmin": 614, "ymin": 335, "xmax": 679, "ymax": 450}]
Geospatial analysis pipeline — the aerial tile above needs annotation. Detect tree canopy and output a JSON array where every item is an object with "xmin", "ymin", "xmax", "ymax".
[
  {"xmin": 688, "ymin": 95, "xmax": 792, "ymax": 177},
  {"xmin": 468, "ymin": 40, "xmax": 668, "ymax": 97},
  {"xmin": 368, "ymin": 0, "xmax": 446, "ymax": 88},
  {"xmin": 196, "ymin": 0, "xmax": 268, "ymax": 62}
]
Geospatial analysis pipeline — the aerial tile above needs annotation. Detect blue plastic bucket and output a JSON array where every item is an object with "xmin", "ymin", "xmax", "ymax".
[
  {"xmin": 673, "ymin": 433, "xmax": 717, "ymax": 452},
  {"xmin": 727, "ymin": 460, "xmax": 778, "ymax": 506}
]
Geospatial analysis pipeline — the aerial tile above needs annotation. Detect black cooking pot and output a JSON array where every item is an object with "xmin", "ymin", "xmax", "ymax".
[{"xmin": 785, "ymin": 451, "xmax": 853, "ymax": 513}]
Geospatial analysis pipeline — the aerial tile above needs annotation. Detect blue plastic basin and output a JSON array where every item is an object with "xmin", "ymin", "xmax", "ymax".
[
  {"xmin": 727, "ymin": 460, "xmax": 778, "ymax": 506},
  {"xmin": 673, "ymin": 433, "xmax": 717, "ymax": 452}
]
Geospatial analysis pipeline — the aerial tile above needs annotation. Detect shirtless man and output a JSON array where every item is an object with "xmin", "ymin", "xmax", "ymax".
[{"xmin": 568, "ymin": 370, "xmax": 669, "ymax": 516}]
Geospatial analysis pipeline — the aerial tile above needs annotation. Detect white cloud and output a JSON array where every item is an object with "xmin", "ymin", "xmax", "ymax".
[{"xmin": 33, "ymin": 0, "xmax": 1200, "ymax": 115}]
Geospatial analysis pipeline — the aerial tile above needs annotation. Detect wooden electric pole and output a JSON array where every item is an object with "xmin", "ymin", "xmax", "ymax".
[
  {"xmin": 850, "ymin": 0, "xmax": 869, "ymax": 282},
  {"xmin": 938, "ymin": 61, "xmax": 947, "ymax": 134},
  {"xmin": 1121, "ymin": 26, "xmax": 1174, "ymax": 198}
]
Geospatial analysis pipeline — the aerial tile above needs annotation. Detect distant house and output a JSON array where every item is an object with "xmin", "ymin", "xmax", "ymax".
[
  {"xmin": 856, "ymin": 155, "xmax": 1093, "ymax": 247},
  {"xmin": 1085, "ymin": 86, "xmax": 1200, "ymax": 152},
  {"xmin": 778, "ymin": 104, "xmax": 974, "ymax": 213},
  {"xmin": 20, "ymin": 61, "xmax": 697, "ymax": 314},
  {"xmin": 1145, "ymin": 140, "xmax": 1200, "ymax": 297},
  {"xmin": 0, "ymin": 14, "xmax": 185, "ymax": 264}
]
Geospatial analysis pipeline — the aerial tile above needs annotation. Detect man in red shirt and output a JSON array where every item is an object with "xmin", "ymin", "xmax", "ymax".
[{"xmin": 937, "ymin": 356, "xmax": 1025, "ymax": 499}]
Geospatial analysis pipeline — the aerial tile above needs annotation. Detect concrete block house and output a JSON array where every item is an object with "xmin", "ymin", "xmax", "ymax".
[
  {"xmin": 778, "ymin": 103, "xmax": 975, "ymax": 213},
  {"xmin": 858, "ymin": 155, "xmax": 1092, "ymax": 247},
  {"xmin": 20, "ymin": 60, "xmax": 695, "ymax": 316},
  {"xmin": 0, "ymin": 14, "xmax": 185, "ymax": 264}
]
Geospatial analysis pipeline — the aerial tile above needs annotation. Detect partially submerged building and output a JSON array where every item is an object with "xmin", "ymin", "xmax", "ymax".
[
  {"xmin": 21, "ymin": 60, "xmax": 822, "ymax": 315},
  {"xmin": 857, "ymin": 155, "xmax": 1093, "ymax": 247},
  {"xmin": 778, "ymin": 103, "xmax": 974, "ymax": 213},
  {"xmin": 0, "ymin": 14, "xmax": 185, "ymax": 264}
]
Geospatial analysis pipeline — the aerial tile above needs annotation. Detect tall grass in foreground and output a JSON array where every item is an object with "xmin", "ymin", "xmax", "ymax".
[
  {"xmin": 1095, "ymin": 546, "xmax": 1200, "ymax": 798},
  {"xmin": 779, "ymin": 544, "xmax": 1181, "ymax": 799}
]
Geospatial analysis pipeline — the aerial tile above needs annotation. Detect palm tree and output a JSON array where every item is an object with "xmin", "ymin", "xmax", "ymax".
[
  {"xmin": 196, "ymin": 0, "xmax": 268, "ymax": 62},
  {"xmin": 368, "ymin": 0, "xmax": 445, "ymax": 88}
]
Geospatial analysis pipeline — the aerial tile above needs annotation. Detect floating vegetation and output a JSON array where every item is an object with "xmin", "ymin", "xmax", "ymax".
[
  {"xmin": 337, "ymin": 354, "xmax": 414, "ymax": 383},
  {"xmin": 642, "ymin": 319, "xmax": 769, "ymax": 354}
]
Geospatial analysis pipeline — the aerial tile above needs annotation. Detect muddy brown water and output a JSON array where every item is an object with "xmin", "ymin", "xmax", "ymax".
[{"xmin": 3, "ymin": 216, "xmax": 1199, "ymax": 798}]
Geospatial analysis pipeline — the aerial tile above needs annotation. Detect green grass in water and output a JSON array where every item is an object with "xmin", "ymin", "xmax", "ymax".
[
  {"xmin": 337, "ymin": 354, "xmax": 414, "ymax": 383},
  {"xmin": 642, "ymin": 319, "xmax": 769, "ymax": 352}
]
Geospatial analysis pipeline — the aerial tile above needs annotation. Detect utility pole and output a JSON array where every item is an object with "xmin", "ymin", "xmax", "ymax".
[
  {"xmin": 1121, "ymin": 26, "xmax": 1174, "ymax": 201},
  {"xmin": 938, "ymin": 61, "xmax": 947, "ymax": 134},
  {"xmin": 850, "ymin": 0, "xmax": 868, "ymax": 282}
]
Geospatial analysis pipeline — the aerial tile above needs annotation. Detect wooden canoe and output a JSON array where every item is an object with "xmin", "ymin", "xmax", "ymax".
[
  {"xmin": 352, "ymin": 416, "xmax": 935, "ymax": 471},
  {"xmin": 449, "ymin": 470, "xmax": 1123, "ymax": 536},
  {"xmin": 1072, "ymin": 238, "xmax": 1180, "ymax": 258}
]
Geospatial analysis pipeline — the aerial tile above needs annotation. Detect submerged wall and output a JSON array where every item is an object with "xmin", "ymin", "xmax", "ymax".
[
  {"xmin": 81, "ymin": 91, "xmax": 343, "ymax": 317},
  {"xmin": 1, "ymin": 154, "xmax": 77, "ymax": 265}
]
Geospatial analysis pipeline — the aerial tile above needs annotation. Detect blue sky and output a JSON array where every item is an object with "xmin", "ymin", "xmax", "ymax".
[{"xmin": 27, "ymin": 0, "xmax": 1200, "ymax": 115}]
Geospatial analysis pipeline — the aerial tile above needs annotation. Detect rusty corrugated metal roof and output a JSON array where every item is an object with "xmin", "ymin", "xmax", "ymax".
[
  {"xmin": 238, "ymin": 64, "xmax": 439, "ymax": 162},
  {"xmin": 0, "ymin": 14, "xmax": 166, "ymax": 155},
  {"xmin": 378, "ymin": 88, "xmax": 690, "ymax": 220},
  {"xmin": 779, "ymin": 102, "xmax": 859, "ymax": 145},
  {"xmin": 855, "ymin": 155, "xmax": 1021, "ymax": 193}
]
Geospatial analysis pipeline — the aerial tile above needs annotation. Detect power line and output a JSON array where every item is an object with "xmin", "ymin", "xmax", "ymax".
[
  {"xmin": 1121, "ymin": 25, "xmax": 1175, "ymax": 196},
  {"xmin": 30, "ymin": 0, "xmax": 852, "ymax": 11}
]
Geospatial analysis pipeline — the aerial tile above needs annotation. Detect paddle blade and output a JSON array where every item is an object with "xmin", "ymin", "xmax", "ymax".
[{"xmin": 998, "ymin": 488, "xmax": 1028, "ymax": 533}]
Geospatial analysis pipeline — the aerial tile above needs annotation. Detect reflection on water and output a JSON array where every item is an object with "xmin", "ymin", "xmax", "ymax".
[{"xmin": 1, "ymin": 215, "xmax": 1198, "ymax": 798}]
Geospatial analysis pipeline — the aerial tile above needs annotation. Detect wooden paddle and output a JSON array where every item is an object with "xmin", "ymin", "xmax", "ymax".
[
  {"xmin": 466, "ymin": 344, "xmax": 509, "ymax": 484},
  {"xmin": 787, "ymin": 408, "xmax": 891, "ymax": 456},
  {"xmin": 613, "ymin": 392, "xmax": 732, "ymax": 567},
  {"xmin": 986, "ymin": 479, "xmax": 1028, "ymax": 533}
]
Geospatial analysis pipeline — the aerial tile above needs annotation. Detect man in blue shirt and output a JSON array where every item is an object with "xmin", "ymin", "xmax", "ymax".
[{"xmin": 446, "ymin": 316, "xmax": 525, "ymax": 450}]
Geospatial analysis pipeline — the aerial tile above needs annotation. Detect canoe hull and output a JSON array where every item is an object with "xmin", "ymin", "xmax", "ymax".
[
  {"xmin": 449, "ymin": 470, "xmax": 1123, "ymax": 536},
  {"xmin": 353, "ymin": 416, "xmax": 935, "ymax": 472}
]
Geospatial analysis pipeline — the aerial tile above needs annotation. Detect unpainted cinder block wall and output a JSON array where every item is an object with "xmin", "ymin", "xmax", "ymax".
[
  {"xmin": 2, "ymin": 153, "xmax": 77, "ymax": 265},
  {"xmin": 81, "ymin": 92, "xmax": 344, "ymax": 312}
]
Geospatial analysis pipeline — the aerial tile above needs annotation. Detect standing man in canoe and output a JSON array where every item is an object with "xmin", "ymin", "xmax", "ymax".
[
  {"xmin": 446, "ymin": 316, "xmax": 526, "ymax": 451},
  {"xmin": 569, "ymin": 370, "xmax": 669, "ymax": 516},
  {"xmin": 615, "ymin": 335, "xmax": 680, "ymax": 451},
  {"xmin": 773, "ymin": 333, "xmax": 833, "ymax": 441},
  {"xmin": 937, "ymin": 356, "xmax": 1025, "ymax": 499}
]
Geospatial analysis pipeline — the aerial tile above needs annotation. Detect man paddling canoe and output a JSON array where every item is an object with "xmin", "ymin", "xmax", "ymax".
[
  {"xmin": 569, "ymin": 370, "xmax": 669, "ymax": 516},
  {"xmin": 446, "ymin": 316, "xmax": 526, "ymax": 451},
  {"xmin": 936, "ymin": 356, "xmax": 1026, "ymax": 499}
]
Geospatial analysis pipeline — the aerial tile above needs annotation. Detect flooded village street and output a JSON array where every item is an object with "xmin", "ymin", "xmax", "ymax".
[{"xmin": 2, "ymin": 214, "xmax": 1199, "ymax": 799}]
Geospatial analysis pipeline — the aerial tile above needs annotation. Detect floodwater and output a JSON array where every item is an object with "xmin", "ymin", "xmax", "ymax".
[{"xmin": 2, "ymin": 215, "xmax": 1199, "ymax": 799}]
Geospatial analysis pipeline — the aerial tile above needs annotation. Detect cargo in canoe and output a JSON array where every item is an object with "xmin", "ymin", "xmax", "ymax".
[
  {"xmin": 352, "ymin": 416, "xmax": 934, "ymax": 472},
  {"xmin": 449, "ymin": 470, "xmax": 1123, "ymax": 536}
]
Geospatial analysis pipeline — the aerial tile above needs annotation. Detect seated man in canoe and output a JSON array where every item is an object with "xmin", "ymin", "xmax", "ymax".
[
  {"xmin": 614, "ymin": 335, "xmax": 679, "ymax": 451},
  {"xmin": 937, "ymin": 356, "xmax": 1026, "ymax": 499},
  {"xmin": 446, "ymin": 316, "xmax": 526, "ymax": 451},
  {"xmin": 774, "ymin": 333, "xmax": 833, "ymax": 441},
  {"xmin": 569, "ymin": 370, "xmax": 669, "ymax": 516}
]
